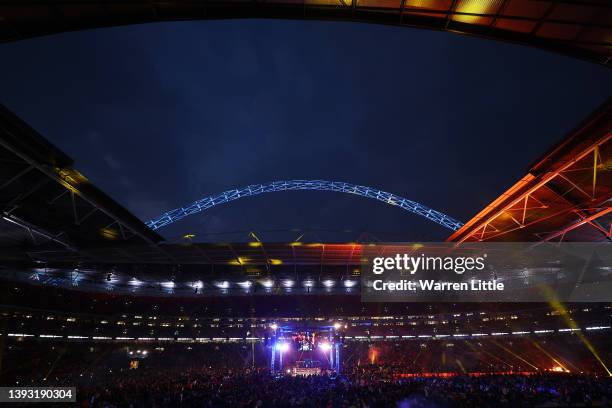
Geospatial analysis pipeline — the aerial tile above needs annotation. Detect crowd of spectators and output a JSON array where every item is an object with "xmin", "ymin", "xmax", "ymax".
[
  {"xmin": 68, "ymin": 369, "xmax": 612, "ymax": 407},
  {"xmin": 4, "ymin": 342, "xmax": 612, "ymax": 407}
]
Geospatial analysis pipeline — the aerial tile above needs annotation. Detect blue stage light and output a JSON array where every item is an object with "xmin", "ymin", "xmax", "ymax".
[
  {"xmin": 275, "ymin": 342, "xmax": 289, "ymax": 352},
  {"xmin": 319, "ymin": 342, "xmax": 332, "ymax": 352}
]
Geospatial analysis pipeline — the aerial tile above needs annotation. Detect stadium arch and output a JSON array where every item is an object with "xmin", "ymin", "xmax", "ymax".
[{"xmin": 145, "ymin": 180, "xmax": 464, "ymax": 231}]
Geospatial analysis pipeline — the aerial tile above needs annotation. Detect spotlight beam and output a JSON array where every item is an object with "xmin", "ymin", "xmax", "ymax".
[{"xmin": 545, "ymin": 290, "xmax": 612, "ymax": 377}]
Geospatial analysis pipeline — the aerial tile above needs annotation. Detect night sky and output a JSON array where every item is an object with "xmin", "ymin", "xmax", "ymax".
[{"xmin": 0, "ymin": 20, "xmax": 610, "ymax": 242}]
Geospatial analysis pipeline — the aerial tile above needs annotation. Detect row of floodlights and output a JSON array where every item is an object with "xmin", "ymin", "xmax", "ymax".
[
  {"xmin": 9, "ymin": 326, "xmax": 610, "ymax": 342},
  {"xmin": 126, "ymin": 278, "xmax": 359, "ymax": 290}
]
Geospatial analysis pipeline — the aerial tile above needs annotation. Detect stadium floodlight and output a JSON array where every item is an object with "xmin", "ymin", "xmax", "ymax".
[
  {"xmin": 586, "ymin": 326, "xmax": 611, "ymax": 331},
  {"xmin": 161, "ymin": 281, "xmax": 175, "ymax": 289},
  {"xmin": 343, "ymin": 280, "xmax": 357, "ymax": 288},
  {"xmin": 261, "ymin": 279, "xmax": 274, "ymax": 288},
  {"xmin": 237, "ymin": 281, "xmax": 252, "ymax": 289},
  {"xmin": 333, "ymin": 322, "xmax": 342, "ymax": 330},
  {"xmin": 322, "ymin": 280, "xmax": 336, "ymax": 288},
  {"xmin": 303, "ymin": 280, "xmax": 315, "ymax": 288},
  {"xmin": 270, "ymin": 323, "xmax": 278, "ymax": 330},
  {"xmin": 215, "ymin": 281, "xmax": 230, "ymax": 289}
]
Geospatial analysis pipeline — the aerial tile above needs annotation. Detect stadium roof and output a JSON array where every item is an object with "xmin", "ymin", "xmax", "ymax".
[
  {"xmin": 448, "ymin": 99, "xmax": 611, "ymax": 243},
  {"xmin": 0, "ymin": 103, "xmax": 366, "ymax": 269},
  {"xmin": 0, "ymin": 104, "xmax": 169, "ymax": 265},
  {"xmin": 3, "ymin": 242, "xmax": 366, "ymax": 296},
  {"xmin": 0, "ymin": 103, "xmax": 365, "ymax": 268},
  {"xmin": 1, "ymin": 1, "xmax": 611, "ymax": 66},
  {"xmin": 0, "ymin": 100, "xmax": 609, "ymax": 296},
  {"xmin": 1, "ymin": 97, "xmax": 610, "ymax": 272}
]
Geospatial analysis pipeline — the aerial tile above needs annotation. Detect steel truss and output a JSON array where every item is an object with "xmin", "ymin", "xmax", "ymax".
[
  {"xmin": 448, "ymin": 121, "xmax": 611, "ymax": 243},
  {"xmin": 146, "ymin": 180, "xmax": 464, "ymax": 231}
]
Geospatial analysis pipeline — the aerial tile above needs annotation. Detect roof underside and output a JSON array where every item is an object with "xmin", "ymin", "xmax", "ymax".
[
  {"xmin": 0, "ymin": 104, "xmax": 167, "ymax": 266},
  {"xmin": 0, "ymin": 1, "xmax": 611, "ymax": 66},
  {"xmin": 448, "ymin": 99, "xmax": 612, "ymax": 243},
  {"xmin": 2, "ymin": 242, "xmax": 366, "ymax": 297},
  {"xmin": 0, "ymin": 104, "xmax": 369, "ymax": 270}
]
